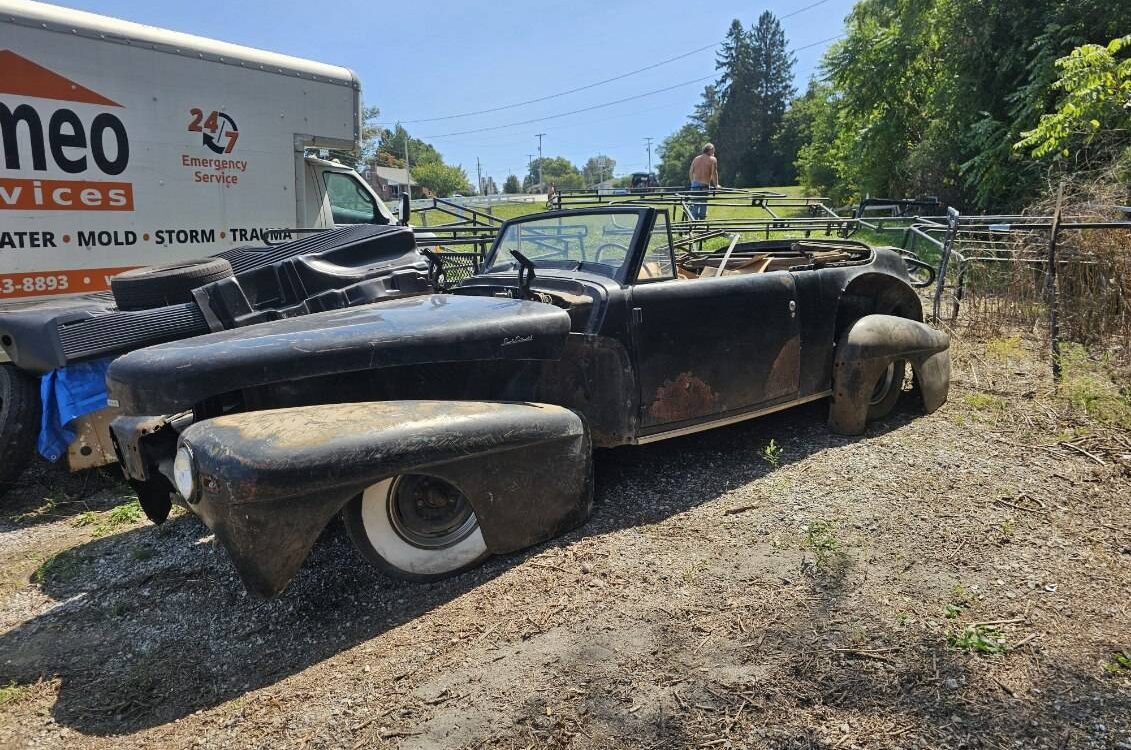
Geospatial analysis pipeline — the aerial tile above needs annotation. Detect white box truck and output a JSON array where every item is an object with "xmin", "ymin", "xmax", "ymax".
[
  {"xmin": 0, "ymin": 0, "xmax": 412, "ymax": 493},
  {"xmin": 0, "ymin": 0, "xmax": 395, "ymax": 305}
]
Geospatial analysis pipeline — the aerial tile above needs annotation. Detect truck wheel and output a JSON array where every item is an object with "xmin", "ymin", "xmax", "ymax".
[
  {"xmin": 0, "ymin": 364, "xmax": 41, "ymax": 495},
  {"xmin": 343, "ymin": 474, "xmax": 489, "ymax": 580},
  {"xmin": 867, "ymin": 360, "xmax": 906, "ymax": 421},
  {"xmin": 110, "ymin": 258, "xmax": 234, "ymax": 310}
]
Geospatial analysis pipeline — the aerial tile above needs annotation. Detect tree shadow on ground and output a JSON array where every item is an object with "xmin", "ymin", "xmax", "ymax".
[
  {"xmin": 1, "ymin": 457, "xmax": 128, "ymax": 529},
  {"xmin": 0, "ymin": 401, "xmax": 922, "ymax": 737}
]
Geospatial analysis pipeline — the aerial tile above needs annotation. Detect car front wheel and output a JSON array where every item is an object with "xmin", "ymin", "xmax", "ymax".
[
  {"xmin": 343, "ymin": 474, "xmax": 489, "ymax": 580},
  {"xmin": 866, "ymin": 359, "xmax": 906, "ymax": 421}
]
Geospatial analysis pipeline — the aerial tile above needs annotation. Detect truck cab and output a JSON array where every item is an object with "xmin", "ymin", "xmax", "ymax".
[{"xmin": 302, "ymin": 156, "xmax": 396, "ymax": 228}]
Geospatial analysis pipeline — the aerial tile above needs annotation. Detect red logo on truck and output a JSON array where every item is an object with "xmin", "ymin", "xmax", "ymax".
[
  {"xmin": 188, "ymin": 109, "xmax": 239, "ymax": 154},
  {"xmin": 0, "ymin": 50, "xmax": 133, "ymax": 211}
]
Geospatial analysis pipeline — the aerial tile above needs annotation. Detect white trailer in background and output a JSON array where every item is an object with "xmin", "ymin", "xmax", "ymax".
[
  {"xmin": 0, "ymin": 0, "xmax": 393, "ymax": 304},
  {"xmin": 0, "ymin": 0, "xmax": 400, "ymax": 490}
]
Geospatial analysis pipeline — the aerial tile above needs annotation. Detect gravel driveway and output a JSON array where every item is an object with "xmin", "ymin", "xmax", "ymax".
[{"xmin": 0, "ymin": 330, "xmax": 1128, "ymax": 749}]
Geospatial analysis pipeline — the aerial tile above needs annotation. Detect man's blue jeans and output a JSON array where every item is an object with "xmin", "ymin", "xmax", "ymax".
[{"xmin": 689, "ymin": 181, "xmax": 709, "ymax": 220}]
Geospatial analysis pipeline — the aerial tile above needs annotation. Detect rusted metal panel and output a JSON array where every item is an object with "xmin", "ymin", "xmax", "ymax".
[
  {"xmin": 65, "ymin": 407, "xmax": 120, "ymax": 471},
  {"xmin": 647, "ymin": 372, "xmax": 719, "ymax": 423}
]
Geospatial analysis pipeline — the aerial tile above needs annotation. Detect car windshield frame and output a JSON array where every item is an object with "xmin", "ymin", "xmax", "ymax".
[{"xmin": 481, "ymin": 207, "xmax": 655, "ymax": 285}]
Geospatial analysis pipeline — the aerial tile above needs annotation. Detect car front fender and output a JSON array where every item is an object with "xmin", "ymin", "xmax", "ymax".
[
  {"xmin": 177, "ymin": 400, "xmax": 592, "ymax": 597},
  {"xmin": 829, "ymin": 314, "xmax": 950, "ymax": 435}
]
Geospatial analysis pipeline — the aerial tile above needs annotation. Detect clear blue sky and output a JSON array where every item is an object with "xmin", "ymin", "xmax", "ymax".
[{"xmin": 60, "ymin": 0, "xmax": 857, "ymax": 186}]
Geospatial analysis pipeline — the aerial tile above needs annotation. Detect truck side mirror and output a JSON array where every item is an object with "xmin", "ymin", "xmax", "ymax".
[{"xmin": 400, "ymin": 193, "xmax": 411, "ymax": 226}]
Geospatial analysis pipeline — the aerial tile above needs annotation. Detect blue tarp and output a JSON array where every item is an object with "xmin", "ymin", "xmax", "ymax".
[{"xmin": 38, "ymin": 358, "xmax": 113, "ymax": 462}]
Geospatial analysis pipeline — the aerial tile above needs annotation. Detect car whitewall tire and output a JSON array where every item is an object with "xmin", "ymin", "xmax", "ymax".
[{"xmin": 344, "ymin": 474, "xmax": 489, "ymax": 580}]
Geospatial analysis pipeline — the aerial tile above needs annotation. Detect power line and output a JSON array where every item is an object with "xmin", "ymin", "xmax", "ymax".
[
  {"xmin": 793, "ymin": 33, "xmax": 844, "ymax": 53},
  {"xmin": 402, "ymin": 42, "xmax": 720, "ymax": 124},
  {"xmin": 779, "ymin": 0, "xmax": 834, "ymax": 19},
  {"xmin": 397, "ymin": 0, "xmax": 837, "ymax": 125},
  {"xmin": 422, "ymin": 74, "xmax": 716, "ymax": 139},
  {"xmin": 420, "ymin": 33, "xmax": 842, "ymax": 141}
]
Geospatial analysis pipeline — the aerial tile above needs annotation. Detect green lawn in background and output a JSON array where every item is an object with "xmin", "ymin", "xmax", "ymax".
[{"xmin": 411, "ymin": 185, "xmax": 922, "ymax": 256}]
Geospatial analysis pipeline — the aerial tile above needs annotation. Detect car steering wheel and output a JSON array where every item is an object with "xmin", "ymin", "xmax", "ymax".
[{"xmin": 593, "ymin": 242, "xmax": 629, "ymax": 264}]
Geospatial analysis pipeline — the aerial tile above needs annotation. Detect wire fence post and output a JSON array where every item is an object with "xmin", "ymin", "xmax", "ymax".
[{"xmin": 1046, "ymin": 183, "xmax": 1064, "ymax": 382}]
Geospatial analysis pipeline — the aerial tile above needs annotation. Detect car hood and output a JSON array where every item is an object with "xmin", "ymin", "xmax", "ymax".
[{"xmin": 107, "ymin": 294, "xmax": 571, "ymax": 414}]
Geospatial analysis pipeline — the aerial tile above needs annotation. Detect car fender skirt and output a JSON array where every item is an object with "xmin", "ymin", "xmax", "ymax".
[
  {"xmin": 829, "ymin": 315, "xmax": 950, "ymax": 435},
  {"xmin": 179, "ymin": 400, "xmax": 592, "ymax": 598}
]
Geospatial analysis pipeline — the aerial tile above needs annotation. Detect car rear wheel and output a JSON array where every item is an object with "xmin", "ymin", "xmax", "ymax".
[
  {"xmin": 866, "ymin": 360, "xmax": 905, "ymax": 421},
  {"xmin": 343, "ymin": 474, "xmax": 489, "ymax": 580},
  {"xmin": 110, "ymin": 258, "xmax": 234, "ymax": 310},
  {"xmin": 0, "ymin": 364, "xmax": 41, "ymax": 496}
]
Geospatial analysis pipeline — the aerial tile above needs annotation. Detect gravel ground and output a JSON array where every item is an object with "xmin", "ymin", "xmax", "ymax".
[{"xmin": 0, "ymin": 328, "xmax": 1128, "ymax": 749}]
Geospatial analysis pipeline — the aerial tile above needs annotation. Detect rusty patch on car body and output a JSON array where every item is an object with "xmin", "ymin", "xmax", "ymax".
[{"xmin": 648, "ymin": 372, "xmax": 719, "ymax": 422}]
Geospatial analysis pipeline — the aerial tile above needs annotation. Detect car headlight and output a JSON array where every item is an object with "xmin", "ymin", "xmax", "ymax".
[{"xmin": 172, "ymin": 444, "xmax": 196, "ymax": 500}]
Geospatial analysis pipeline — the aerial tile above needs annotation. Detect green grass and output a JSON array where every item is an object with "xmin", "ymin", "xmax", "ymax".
[
  {"xmin": 964, "ymin": 393, "xmax": 1008, "ymax": 412},
  {"xmin": 72, "ymin": 499, "xmax": 144, "ymax": 538},
  {"xmin": 949, "ymin": 624, "xmax": 1008, "ymax": 655},
  {"xmin": 1058, "ymin": 343, "xmax": 1131, "ymax": 429},
  {"xmin": 759, "ymin": 438, "xmax": 783, "ymax": 467},
  {"xmin": 803, "ymin": 519, "xmax": 841, "ymax": 571},
  {"xmin": 1106, "ymin": 649, "xmax": 1131, "ymax": 674},
  {"xmin": 410, "ymin": 185, "xmax": 916, "ymax": 260},
  {"xmin": 0, "ymin": 682, "xmax": 31, "ymax": 707},
  {"xmin": 985, "ymin": 336, "xmax": 1024, "ymax": 361}
]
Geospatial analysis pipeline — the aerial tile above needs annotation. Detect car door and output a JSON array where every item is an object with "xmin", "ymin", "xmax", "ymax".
[{"xmin": 630, "ymin": 242, "xmax": 801, "ymax": 433}]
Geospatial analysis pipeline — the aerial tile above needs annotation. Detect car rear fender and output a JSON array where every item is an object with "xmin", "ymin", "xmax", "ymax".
[
  {"xmin": 829, "ymin": 314, "xmax": 950, "ymax": 435},
  {"xmin": 174, "ymin": 400, "xmax": 592, "ymax": 597}
]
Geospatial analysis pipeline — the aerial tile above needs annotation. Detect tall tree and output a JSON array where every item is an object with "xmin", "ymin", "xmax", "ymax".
[
  {"xmin": 412, "ymin": 161, "xmax": 471, "ymax": 197},
  {"xmin": 526, "ymin": 157, "xmax": 584, "ymax": 190},
  {"xmin": 744, "ymin": 11, "xmax": 796, "ymax": 185},
  {"xmin": 712, "ymin": 19, "xmax": 756, "ymax": 186},
  {"xmin": 797, "ymin": 0, "xmax": 1127, "ymax": 210},
  {"xmin": 582, "ymin": 155, "xmax": 617, "ymax": 186},
  {"xmin": 377, "ymin": 124, "xmax": 442, "ymax": 169},
  {"xmin": 691, "ymin": 84, "xmax": 721, "ymax": 134},
  {"xmin": 503, "ymin": 174, "xmax": 521, "ymax": 194}
]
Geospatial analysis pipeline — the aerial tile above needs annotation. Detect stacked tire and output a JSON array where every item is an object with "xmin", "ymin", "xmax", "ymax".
[
  {"xmin": 110, "ymin": 258, "xmax": 234, "ymax": 310},
  {"xmin": 0, "ymin": 364, "xmax": 40, "ymax": 495}
]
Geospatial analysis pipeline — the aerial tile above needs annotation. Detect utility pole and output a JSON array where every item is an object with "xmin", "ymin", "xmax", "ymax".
[
  {"xmin": 644, "ymin": 137, "xmax": 653, "ymax": 175},
  {"xmin": 403, "ymin": 130, "xmax": 411, "ymax": 201},
  {"xmin": 535, "ymin": 133, "xmax": 546, "ymax": 190},
  {"xmin": 476, "ymin": 156, "xmax": 482, "ymax": 195}
]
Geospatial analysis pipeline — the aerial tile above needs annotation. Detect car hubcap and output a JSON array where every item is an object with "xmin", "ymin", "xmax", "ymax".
[
  {"xmin": 870, "ymin": 362, "xmax": 897, "ymax": 405},
  {"xmin": 386, "ymin": 475, "xmax": 479, "ymax": 550}
]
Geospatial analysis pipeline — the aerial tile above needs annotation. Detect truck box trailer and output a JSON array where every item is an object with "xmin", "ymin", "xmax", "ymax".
[
  {"xmin": 0, "ymin": 0, "xmax": 397, "ymax": 305},
  {"xmin": 0, "ymin": 0, "xmax": 417, "ymax": 494}
]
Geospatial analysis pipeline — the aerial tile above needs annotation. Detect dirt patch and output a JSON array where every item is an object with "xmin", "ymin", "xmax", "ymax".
[{"xmin": 0, "ymin": 327, "xmax": 1128, "ymax": 749}]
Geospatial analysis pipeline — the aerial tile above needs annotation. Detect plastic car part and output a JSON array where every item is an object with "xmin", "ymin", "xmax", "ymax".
[{"xmin": 0, "ymin": 225, "xmax": 428, "ymax": 373}]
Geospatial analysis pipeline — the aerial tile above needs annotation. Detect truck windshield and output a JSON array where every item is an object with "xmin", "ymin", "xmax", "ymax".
[
  {"xmin": 485, "ymin": 213, "xmax": 640, "ymax": 280},
  {"xmin": 324, "ymin": 172, "xmax": 384, "ymax": 224}
]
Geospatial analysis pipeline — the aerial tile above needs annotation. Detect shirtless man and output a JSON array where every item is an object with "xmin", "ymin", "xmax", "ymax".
[{"xmin": 688, "ymin": 143, "xmax": 718, "ymax": 220}]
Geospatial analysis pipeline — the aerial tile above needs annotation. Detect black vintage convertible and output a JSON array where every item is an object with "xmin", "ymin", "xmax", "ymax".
[{"xmin": 106, "ymin": 207, "xmax": 950, "ymax": 597}]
